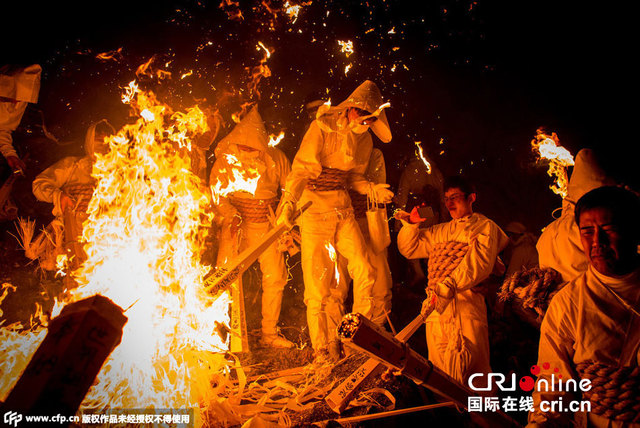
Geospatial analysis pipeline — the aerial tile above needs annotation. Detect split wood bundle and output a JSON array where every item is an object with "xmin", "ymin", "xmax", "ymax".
[
  {"xmin": 204, "ymin": 201, "xmax": 311, "ymax": 296},
  {"xmin": 0, "ymin": 295, "xmax": 127, "ymax": 418},
  {"xmin": 498, "ymin": 266, "xmax": 564, "ymax": 318},
  {"xmin": 12, "ymin": 217, "xmax": 37, "ymax": 257}
]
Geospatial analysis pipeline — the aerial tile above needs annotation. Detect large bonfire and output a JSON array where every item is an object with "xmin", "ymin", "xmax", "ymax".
[{"xmin": 2, "ymin": 81, "xmax": 235, "ymax": 423}]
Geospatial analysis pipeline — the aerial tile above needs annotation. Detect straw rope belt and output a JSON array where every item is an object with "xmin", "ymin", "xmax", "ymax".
[
  {"xmin": 229, "ymin": 196, "xmax": 277, "ymax": 223},
  {"xmin": 427, "ymin": 241, "xmax": 469, "ymax": 286},
  {"xmin": 306, "ymin": 167, "xmax": 348, "ymax": 191},
  {"xmin": 576, "ymin": 360, "xmax": 640, "ymax": 422},
  {"xmin": 62, "ymin": 183, "xmax": 95, "ymax": 213}
]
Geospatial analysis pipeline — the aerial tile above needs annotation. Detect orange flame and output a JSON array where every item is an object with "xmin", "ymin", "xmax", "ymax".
[
  {"xmin": 324, "ymin": 242, "xmax": 340, "ymax": 285},
  {"xmin": 0, "ymin": 285, "xmax": 48, "ymax": 400},
  {"xmin": 95, "ymin": 47, "xmax": 123, "ymax": 62},
  {"xmin": 531, "ymin": 128, "xmax": 575, "ymax": 199},
  {"xmin": 0, "ymin": 82, "xmax": 234, "ymax": 416},
  {"xmin": 284, "ymin": 1, "xmax": 302, "ymax": 23},
  {"xmin": 135, "ymin": 56, "xmax": 172, "ymax": 80},
  {"xmin": 246, "ymin": 43, "xmax": 273, "ymax": 98},
  {"xmin": 211, "ymin": 154, "xmax": 261, "ymax": 204}
]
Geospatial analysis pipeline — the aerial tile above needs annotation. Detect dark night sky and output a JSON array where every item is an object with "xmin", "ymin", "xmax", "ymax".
[{"xmin": 1, "ymin": 0, "xmax": 635, "ymax": 231}]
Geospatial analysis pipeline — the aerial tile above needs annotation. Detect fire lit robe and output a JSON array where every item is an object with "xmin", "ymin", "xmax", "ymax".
[
  {"xmin": 528, "ymin": 265, "xmax": 640, "ymax": 428},
  {"xmin": 211, "ymin": 142, "xmax": 291, "ymax": 337},
  {"xmin": 32, "ymin": 156, "xmax": 94, "ymax": 220},
  {"xmin": 397, "ymin": 213, "xmax": 508, "ymax": 383}
]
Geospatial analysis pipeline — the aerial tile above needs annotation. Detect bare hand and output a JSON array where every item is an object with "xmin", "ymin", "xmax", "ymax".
[
  {"xmin": 6, "ymin": 156, "xmax": 26, "ymax": 173},
  {"xmin": 409, "ymin": 205, "xmax": 427, "ymax": 224},
  {"xmin": 393, "ymin": 209, "xmax": 410, "ymax": 222},
  {"xmin": 373, "ymin": 183, "xmax": 394, "ymax": 204},
  {"xmin": 421, "ymin": 292, "xmax": 437, "ymax": 318}
]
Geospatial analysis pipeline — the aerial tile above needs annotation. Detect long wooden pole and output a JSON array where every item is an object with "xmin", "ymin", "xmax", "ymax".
[{"xmin": 203, "ymin": 201, "xmax": 311, "ymax": 296}]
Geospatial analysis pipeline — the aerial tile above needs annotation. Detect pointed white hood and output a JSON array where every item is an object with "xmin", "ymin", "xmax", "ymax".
[{"xmin": 316, "ymin": 80, "xmax": 392, "ymax": 143}]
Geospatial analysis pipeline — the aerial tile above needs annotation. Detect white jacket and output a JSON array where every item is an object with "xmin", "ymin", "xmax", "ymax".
[
  {"xmin": 32, "ymin": 156, "xmax": 93, "ymax": 218},
  {"xmin": 31, "ymin": 122, "xmax": 106, "ymax": 218},
  {"xmin": 529, "ymin": 266, "xmax": 640, "ymax": 427},
  {"xmin": 284, "ymin": 80, "xmax": 391, "ymax": 215},
  {"xmin": 398, "ymin": 213, "xmax": 508, "ymax": 321}
]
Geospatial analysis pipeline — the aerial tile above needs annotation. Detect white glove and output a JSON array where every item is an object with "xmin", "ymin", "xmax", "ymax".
[
  {"xmin": 276, "ymin": 200, "xmax": 296, "ymax": 229},
  {"xmin": 373, "ymin": 183, "xmax": 394, "ymax": 204}
]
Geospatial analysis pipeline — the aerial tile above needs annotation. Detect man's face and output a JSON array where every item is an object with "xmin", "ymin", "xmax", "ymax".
[
  {"xmin": 444, "ymin": 187, "xmax": 474, "ymax": 219},
  {"xmin": 347, "ymin": 107, "xmax": 377, "ymax": 125},
  {"xmin": 579, "ymin": 207, "xmax": 638, "ymax": 276}
]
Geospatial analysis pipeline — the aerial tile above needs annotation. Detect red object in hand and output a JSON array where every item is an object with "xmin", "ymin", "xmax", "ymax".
[{"xmin": 409, "ymin": 205, "xmax": 427, "ymax": 224}]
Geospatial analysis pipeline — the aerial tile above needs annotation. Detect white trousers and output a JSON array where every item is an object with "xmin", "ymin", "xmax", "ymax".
[
  {"xmin": 337, "ymin": 216, "xmax": 392, "ymax": 326},
  {"xmin": 217, "ymin": 220, "xmax": 288, "ymax": 335},
  {"xmin": 299, "ymin": 209, "xmax": 376, "ymax": 350}
]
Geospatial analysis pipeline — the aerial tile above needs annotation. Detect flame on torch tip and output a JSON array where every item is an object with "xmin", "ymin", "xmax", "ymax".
[
  {"xmin": 415, "ymin": 141, "xmax": 432, "ymax": 174},
  {"xmin": 210, "ymin": 154, "xmax": 261, "ymax": 204},
  {"xmin": 531, "ymin": 129, "xmax": 574, "ymax": 199}
]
